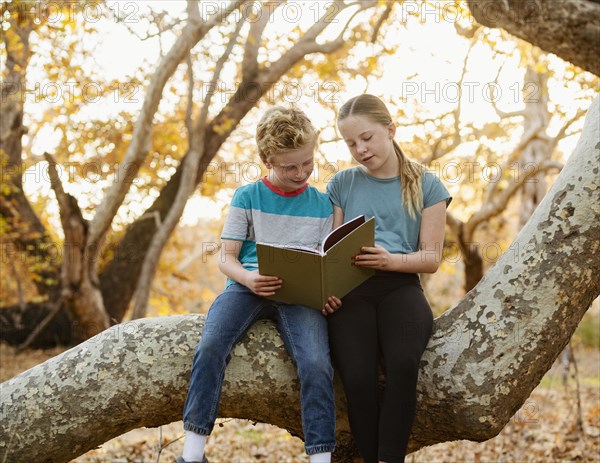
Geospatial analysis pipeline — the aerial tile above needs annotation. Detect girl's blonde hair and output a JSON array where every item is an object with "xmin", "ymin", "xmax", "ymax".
[
  {"xmin": 256, "ymin": 106, "xmax": 317, "ymax": 164},
  {"xmin": 338, "ymin": 94, "xmax": 425, "ymax": 218}
]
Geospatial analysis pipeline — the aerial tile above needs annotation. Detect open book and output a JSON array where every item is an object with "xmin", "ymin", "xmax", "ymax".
[{"xmin": 256, "ymin": 215, "xmax": 375, "ymax": 310}]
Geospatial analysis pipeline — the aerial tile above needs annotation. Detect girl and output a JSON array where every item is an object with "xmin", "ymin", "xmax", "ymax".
[{"xmin": 324, "ymin": 94, "xmax": 451, "ymax": 463}]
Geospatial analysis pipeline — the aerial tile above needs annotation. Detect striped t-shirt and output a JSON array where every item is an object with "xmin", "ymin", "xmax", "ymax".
[{"xmin": 221, "ymin": 177, "xmax": 333, "ymax": 287}]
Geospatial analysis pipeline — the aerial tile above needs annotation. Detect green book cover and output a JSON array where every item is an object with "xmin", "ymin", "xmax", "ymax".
[{"xmin": 256, "ymin": 216, "xmax": 375, "ymax": 310}]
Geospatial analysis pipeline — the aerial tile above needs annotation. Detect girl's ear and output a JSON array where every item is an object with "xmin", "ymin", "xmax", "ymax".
[{"xmin": 388, "ymin": 123, "xmax": 397, "ymax": 139}]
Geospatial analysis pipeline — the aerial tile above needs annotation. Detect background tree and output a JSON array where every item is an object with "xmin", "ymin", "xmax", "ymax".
[
  {"xmin": 0, "ymin": 0, "xmax": 388, "ymax": 345},
  {"xmin": 442, "ymin": 49, "xmax": 577, "ymax": 292},
  {"xmin": 1, "ymin": 1, "xmax": 599, "ymax": 461},
  {"xmin": 1, "ymin": 93, "xmax": 598, "ymax": 461}
]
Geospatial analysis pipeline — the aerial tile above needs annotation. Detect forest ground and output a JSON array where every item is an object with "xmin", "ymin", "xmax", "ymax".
[{"xmin": 1, "ymin": 344, "xmax": 598, "ymax": 463}]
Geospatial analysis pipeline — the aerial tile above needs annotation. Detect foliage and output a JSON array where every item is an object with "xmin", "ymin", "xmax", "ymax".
[{"xmin": 1, "ymin": 0, "xmax": 598, "ymax": 326}]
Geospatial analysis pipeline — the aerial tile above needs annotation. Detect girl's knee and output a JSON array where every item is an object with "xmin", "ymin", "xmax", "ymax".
[
  {"xmin": 336, "ymin": 367, "xmax": 377, "ymax": 396},
  {"xmin": 384, "ymin": 354, "xmax": 420, "ymax": 382}
]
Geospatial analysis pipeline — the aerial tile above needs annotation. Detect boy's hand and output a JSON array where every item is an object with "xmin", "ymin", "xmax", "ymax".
[
  {"xmin": 244, "ymin": 271, "xmax": 282, "ymax": 297},
  {"xmin": 354, "ymin": 245, "xmax": 392, "ymax": 270},
  {"xmin": 322, "ymin": 296, "xmax": 342, "ymax": 316}
]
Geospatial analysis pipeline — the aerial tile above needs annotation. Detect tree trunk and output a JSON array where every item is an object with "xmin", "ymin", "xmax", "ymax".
[
  {"xmin": 1, "ymin": 94, "xmax": 598, "ymax": 463},
  {"xmin": 466, "ymin": 0, "xmax": 600, "ymax": 76},
  {"xmin": 0, "ymin": 302, "xmax": 73, "ymax": 347},
  {"xmin": 463, "ymin": 243, "xmax": 484, "ymax": 294},
  {"xmin": 518, "ymin": 65, "xmax": 551, "ymax": 227},
  {"xmin": 0, "ymin": 13, "xmax": 60, "ymax": 300},
  {"xmin": 1, "ymin": 1, "xmax": 358, "ymax": 344}
]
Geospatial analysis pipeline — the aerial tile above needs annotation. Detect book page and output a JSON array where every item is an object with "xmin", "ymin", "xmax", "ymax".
[
  {"xmin": 257, "ymin": 243, "xmax": 321, "ymax": 255},
  {"xmin": 321, "ymin": 215, "xmax": 366, "ymax": 253},
  {"xmin": 323, "ymin": 216, "xmax": 375, "ymax": 300}
]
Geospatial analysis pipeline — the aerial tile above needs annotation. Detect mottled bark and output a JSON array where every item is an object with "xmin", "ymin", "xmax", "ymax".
[
  {"xmin": 1, "ymin": 95, "xmax": 598, "ymax": 463},
  {"xmin": 0, "ymin": 317, "xmax": 356, "ymax": 462},
  {"xmin": 467, "ymin": 0, "xmax": 600, "ymax": 75}
]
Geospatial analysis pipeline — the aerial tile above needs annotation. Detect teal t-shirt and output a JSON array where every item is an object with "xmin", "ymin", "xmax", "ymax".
[
  {"xmin": 221, "ymin": 178, "xmax": 333, "ymax": 287},
  {"xmin": 326, "ymin": 167, "xmax": 451, "ymax": 254}
]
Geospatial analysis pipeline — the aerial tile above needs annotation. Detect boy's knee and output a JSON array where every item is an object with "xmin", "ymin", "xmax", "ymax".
[
  {"xmin": 194, "ymin": 332, "xmax": 229, "ymax": 363},
  {"xmin": 298, "ymin": 353, "xmax": 333, "ymax": 379}
]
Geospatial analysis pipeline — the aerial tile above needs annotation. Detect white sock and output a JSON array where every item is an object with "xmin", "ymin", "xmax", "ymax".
[
  {"xmin": 310, "ymin": 452, "xmax": 331, "ymax": 463},
  {"xmin": 182, "ymin": 431, "xmax": 207, "ymax": 461}
]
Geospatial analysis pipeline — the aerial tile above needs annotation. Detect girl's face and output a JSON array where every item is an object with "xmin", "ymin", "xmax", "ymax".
[
  {"xmin": 265, "ymin": 143, "xmax": 315, "ymax": 192},
  {"xmin": 338, "ymin": 115, "xmax": 397, "ymax": 177}
]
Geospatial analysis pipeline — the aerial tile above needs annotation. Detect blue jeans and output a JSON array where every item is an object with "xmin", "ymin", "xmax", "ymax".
[{"xmin": 182, "ymin": 283, "xmax": 336, "ymax": 455}]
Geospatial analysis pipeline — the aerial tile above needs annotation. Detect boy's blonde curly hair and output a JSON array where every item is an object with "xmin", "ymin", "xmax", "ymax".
[{"xmin": 256, "ymin": 106, "xmax": 317, "ymax": 164}]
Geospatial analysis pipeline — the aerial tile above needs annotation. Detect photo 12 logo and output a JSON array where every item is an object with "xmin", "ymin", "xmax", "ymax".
[
  {"xmin": 1, "ymin": 1, "xmax": 107, "ymax": 25},
  {"xmin": 0, "ymin": 81, "xmax": 140, "ymax": 104},
  {"xmin": 401, "ymin": 81, "xmax": 541, "ymax": 104}
]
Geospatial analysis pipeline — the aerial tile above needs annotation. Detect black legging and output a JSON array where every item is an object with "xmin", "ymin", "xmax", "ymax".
[{"xmin": 328, "ymin": 272, "xmax": 433, "ymax": 463}]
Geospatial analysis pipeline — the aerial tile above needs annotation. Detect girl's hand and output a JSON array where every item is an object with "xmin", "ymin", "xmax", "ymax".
[
  {"xmin": 244, "ymin": 271, "xmax": 282, "ymax": 296},
  {"xmin": 322, "ymin": 296, "xmax": 342, "ymax": 316},
  {"xmin": 354, "ymin": 245, "xmax": 393, "ymax": 270}
]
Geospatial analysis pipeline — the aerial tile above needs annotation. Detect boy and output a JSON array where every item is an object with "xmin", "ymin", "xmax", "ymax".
[{"xmin": 177, "ymin": 107, "xmax": 336, "ymax": 463}]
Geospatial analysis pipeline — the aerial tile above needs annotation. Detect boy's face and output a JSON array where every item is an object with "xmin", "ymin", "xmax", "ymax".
[{"xmin": 265, "ymin": 143, "xmax": 315, "ymax": 192}]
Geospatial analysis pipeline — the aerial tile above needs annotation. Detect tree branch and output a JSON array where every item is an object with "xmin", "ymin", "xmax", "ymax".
[
  {"xmin": 43, "ymin": 153, "xmax": 88, "ymax": 299},
  {"xmin": 130, "ymin": 15, "xmax": 245, "ymax": 320},
  {"xmin": 87, "ymin": 0, "xmax": 248, "ymax": 253},
  {"xmin": 185, "ymin": 53, "xmax": 195, "ymax": 148},
  {"xmin": 466, "ymin": 0, "xmax": 600, "ymax": 76},
  {"xmin": 466, "ymin": 160, "xmax": 563, "ymax": 237},
  {"xmin": 371, "ymin": 1, "xmax": 394, "ymax": 43},
  {"xmin": 242, "ymin": 1, "xmax": 281, "ymax": 81},
  {"xmin": 549, "ymin": 107, "xmax": 587, "ymax": 152},
  {"xmin": 446, "ymin": 211, "xmax": 464, "ymax": 239}
]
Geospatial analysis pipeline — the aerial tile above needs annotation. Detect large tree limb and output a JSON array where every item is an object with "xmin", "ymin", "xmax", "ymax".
[
  {"xmin": 466, "ymin": 0, "xmax": 600, "ymax": 75},
  {"xmin": 1, "ymin": 94, "xmax": 598, "ymax": 463}
]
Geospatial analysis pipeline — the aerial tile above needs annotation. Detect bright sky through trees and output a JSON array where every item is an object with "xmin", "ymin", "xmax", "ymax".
[{"xmin": 17, "ymin": 1, "xmax": 592, "ymax": 226}]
